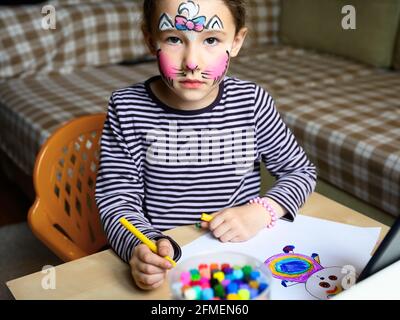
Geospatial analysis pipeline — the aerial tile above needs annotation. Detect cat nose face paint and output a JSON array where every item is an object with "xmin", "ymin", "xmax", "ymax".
[
  {"xmin": 186, "ymin": 63, "xmax": 198, "ymax": 71},
  {"xmin": 156, "ymin": 0, "xmax": 229, "ymax": 89}
]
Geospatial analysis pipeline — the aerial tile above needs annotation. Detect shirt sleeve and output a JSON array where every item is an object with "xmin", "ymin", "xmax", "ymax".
[
  {"xmin": 254, "ymin": 84, "xmax": 317, "ymax": 221},
  {"xmin": 95, "ymin": 93, "xmax": 182, "ymax": 263}
]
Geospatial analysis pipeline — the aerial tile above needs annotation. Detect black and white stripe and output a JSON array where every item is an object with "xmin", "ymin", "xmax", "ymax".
[{"xmin": 95, "ymin": 76, "xmax": 317, "ymax": 263}]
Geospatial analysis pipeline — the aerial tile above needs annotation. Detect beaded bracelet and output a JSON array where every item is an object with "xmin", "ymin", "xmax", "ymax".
[{"xmin": 249, "ymin": 197, "xmax": 278, "ymax": 229}]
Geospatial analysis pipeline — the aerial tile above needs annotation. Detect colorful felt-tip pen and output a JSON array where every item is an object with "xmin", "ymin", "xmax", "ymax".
[
  {"xmin": 119, "ymin": 217, "xmax": 176, "ymax": 267},
  {"xmin": 201, "ymin": 213, "xmax": 213, "ymax": 222}
]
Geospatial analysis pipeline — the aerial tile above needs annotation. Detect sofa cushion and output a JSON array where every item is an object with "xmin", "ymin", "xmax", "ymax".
[
  {"xmin": 275, "ymin": 71, "xmax": 400, "ymax": 217},
  {"xmin": 280, "ymin": 0, "xmax": 400, "ymax": 68},
  {"xmin": 243, "ymin": 0, "xmax": 281, "ymax": 49},
  {"xmin": 0, "ymin": 1, "xmax": 150, "ymax": 79},
  {"xmin": 0, "ymin": 62, "xmax": 160, "ymax": 176},
  {"xmin": 232, "ymin": 45, "xmax": 375, "ymax": 94}
]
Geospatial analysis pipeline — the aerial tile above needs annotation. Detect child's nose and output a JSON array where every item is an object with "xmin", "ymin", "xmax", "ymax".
[
  {"xmin": 186, "ymin": 62, "xmax": 198, "ymax": 71},
  {"xmin": 183, "ymin": 45, "xmax": 200, "ymax": 73}
]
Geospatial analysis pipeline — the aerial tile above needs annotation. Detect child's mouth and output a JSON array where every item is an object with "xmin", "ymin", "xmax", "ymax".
[{"xmin": 180, "ymin": 80, "xmax": 204, "ymax": 89}]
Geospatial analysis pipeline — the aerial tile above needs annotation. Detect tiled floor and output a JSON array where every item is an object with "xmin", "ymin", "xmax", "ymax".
[{"xmin": 0, "ymin": 169, "xmax": 32, "ymax": 227}]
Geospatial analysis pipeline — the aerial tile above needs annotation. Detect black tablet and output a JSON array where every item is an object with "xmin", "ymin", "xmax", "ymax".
[{"xmin": 357, "ymin": 216, "xmax": 400, "ymax": 282}]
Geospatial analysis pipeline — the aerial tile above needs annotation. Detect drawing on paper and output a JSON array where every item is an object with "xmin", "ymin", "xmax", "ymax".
[{"xmin": 265, "ymin": 245, "xmax": 355, "ymax": 299}]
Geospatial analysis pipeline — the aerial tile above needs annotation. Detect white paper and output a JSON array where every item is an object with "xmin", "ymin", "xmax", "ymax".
[
  {"xmin": 333, "ymin": 260, "xmax": 400, "ymax": 300},
  {"xmin": 180, "ymin": 214, "xmax": 381, "ymax": 300}
]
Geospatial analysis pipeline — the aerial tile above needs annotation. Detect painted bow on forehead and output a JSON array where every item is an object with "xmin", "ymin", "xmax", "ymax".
[
  {"xmin": 158, "ymin": 0, "xmax": 224, "ymax": 32},
  {"xmin": 175, "ymin": 15, "xmax": 205, "ymax": 32},
  {"xmin": 175, "ymin": 0, "xmax": 205, "ymax": 32}
]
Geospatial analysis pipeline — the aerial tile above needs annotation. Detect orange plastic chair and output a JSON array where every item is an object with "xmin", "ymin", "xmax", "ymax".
[{"xmin": 28, "ymin": 114, "xmax": 108, "ymax": 261}]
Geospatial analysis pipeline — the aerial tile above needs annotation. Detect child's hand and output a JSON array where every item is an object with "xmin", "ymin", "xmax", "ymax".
[
  {"xmin": 129, "ymin": 239, "xmax": 174, "ymax": 290},
  {"xmin": 201, "ymin": 203, "xmax": 273, "ymax": 242}
]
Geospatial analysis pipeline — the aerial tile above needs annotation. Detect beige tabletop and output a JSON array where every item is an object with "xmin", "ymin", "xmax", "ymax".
[{"xmin": 7, "ymin": 192, "xmax": 389, "ymax": 300}]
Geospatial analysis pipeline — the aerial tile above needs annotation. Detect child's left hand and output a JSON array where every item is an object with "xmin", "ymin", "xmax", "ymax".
[{"xmin": 200, "ymin": 203, "xmax": 273, "ymax": 242}]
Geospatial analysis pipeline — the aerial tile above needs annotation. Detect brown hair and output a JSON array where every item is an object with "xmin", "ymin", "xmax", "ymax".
[{"xmin": 142, "ymin": 0, "xmax": 246, "ymax": 35}]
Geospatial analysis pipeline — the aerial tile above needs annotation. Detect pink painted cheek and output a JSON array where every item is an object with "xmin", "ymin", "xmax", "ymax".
[
  {"xmin": 206, "ymin": 53, "xmax": 229, "ymax": 79},
  {"xmin": 157, "ymin": 51, "xmax": 178, "ymax": 80}
]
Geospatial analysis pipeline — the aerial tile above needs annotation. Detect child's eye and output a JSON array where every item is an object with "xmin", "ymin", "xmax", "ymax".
[
  {"xmin": 166, "ymin": 36, "xmax": 182, "ymax": 44},
  {"xmin": 204, "ymin": 37, "xmax": 219, "ymax": 46}
]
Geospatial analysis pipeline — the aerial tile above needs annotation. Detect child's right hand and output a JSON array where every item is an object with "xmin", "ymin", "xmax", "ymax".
[{"xmin": 129, "ymin": 239, "xmax": 174, "ymax": 290}]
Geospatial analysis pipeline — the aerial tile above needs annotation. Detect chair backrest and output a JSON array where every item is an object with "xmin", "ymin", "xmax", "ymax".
[{"xmin": 28, "ymin": 114, "xmax": 108, "ymax": 261}]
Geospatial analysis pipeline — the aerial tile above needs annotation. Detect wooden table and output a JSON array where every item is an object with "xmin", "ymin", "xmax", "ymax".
[{"xmin": 7, "ymin": 193, "xmax": 389, "ymax": 300}]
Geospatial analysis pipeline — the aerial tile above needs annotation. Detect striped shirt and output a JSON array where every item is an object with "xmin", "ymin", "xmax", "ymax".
[{"xmin": 95, "ymin": 75, "xmax": 317, "ymax": 263}]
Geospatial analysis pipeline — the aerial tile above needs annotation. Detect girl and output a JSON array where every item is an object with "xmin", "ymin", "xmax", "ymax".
[{"xmin": 95, "ymin": 0, "xmax": 317, "ymax": 290}]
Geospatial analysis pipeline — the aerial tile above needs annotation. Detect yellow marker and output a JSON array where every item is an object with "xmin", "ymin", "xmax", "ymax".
[
  {"xmin": 119, "ymin": 217, "xmax": 176, "ymax": 267},
  {"xmin": 201, "ymin": 213, "xmax": 213, "ymax": 222}
]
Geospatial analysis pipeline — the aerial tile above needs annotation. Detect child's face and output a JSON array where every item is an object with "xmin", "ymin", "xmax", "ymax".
[{"xmin": 145, "ymin": 0, "xmax": 247, "ymax": 107}]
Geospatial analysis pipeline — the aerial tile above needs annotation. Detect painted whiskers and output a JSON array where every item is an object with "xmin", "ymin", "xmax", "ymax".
[
  {"xmin": 202, "ymin": 50, "xmax": 230, "ymax": 85},
  {"xmin": 157, "ymin": 0, "xmax": 228, "ymax": 87}
]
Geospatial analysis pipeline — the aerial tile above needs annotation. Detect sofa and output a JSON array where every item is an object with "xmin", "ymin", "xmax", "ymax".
[{"xmin": 0, "ymin": 0, "xmax": 399, "ymax": 220}]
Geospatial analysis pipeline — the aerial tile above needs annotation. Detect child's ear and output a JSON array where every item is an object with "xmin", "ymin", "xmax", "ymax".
[
  {"xmin": 141, "ymin": 25, "xmax": 158, "ymax": 55},
  {"xmin": 230, "ymin": 27, "xmax": 248, "ymax": 58}
]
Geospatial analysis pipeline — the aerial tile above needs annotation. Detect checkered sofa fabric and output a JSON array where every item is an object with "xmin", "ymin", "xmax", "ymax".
[
  {"xmin": 1, "ymin": 44, "xmax": 399, "ymax": 217},
  {"xmin": 232, "ymin": 46, "xmax": 377, "ymax": 93},
  {"xmin": 0, "ymin": 62, "xmax": 159, "ymax": 176},
  {"xmin": 275, "ymin": 71, "xmax": 400, "ymax": 217},
  {"xmin": 0, "ymin": 1, "xmax": 148, "ymax": 79},
  {"xmin": 243, "ymin": 0, "xmax": 281, "ymax": 48}
]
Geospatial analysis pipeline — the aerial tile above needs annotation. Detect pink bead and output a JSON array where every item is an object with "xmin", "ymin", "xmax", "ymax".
[{"xmin": 249, "ymin": 197, "xmax": 278, "ymax": 229}]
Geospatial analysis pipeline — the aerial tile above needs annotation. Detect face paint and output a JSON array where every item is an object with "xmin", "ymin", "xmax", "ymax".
[
  {"xmin": 158, "ymin": 1, "xmax": 223, "ymax": 37},
  {"xmin": 205, "ymin": 15, "xmax": 224, "ymax": 30},
  {"xmin": 175, "ymin": 1, "xmax": 205, "ymax": 32},
  {"xmin": 157, "ymin": 49, "xmax": 185, "ymax": 87},
  {"xmin": 186, "ymin": 62, "xmax": 198, "ymax": 71},
  {"xmin": 156, "ymin": 1, "xmax": 229, "ymax": 90},
  {"xmin": 185, "ymin": 31, "xmax": 197, "ymax": 42},
  {"xmin": 159, "ymin": 13, "xmax": 175, "ymax": 31},
  {"xmin": 202, "ymin": 50, "xmax": 230, "ymax": 85}
]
